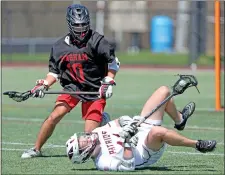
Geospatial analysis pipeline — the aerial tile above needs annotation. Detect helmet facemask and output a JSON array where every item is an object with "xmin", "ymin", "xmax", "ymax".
[
  {"xmin": 68, "ymin": 22, "xmax": 90, "ymax": 43},
  {"xmin": 66, "ymin": 4, "xmax": 91, "ymax": 44},
  {"xmin": 66, "ymin": 132, "xmax": 99, "ymax": 164}
]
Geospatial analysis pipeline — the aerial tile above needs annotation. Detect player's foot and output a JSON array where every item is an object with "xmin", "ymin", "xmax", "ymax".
[
  {"xmin": 196, "ymin": 140, "xmax": 217, "ymax": 153},
  {"xmin": 174, "ymin": 102, "xmax": 195, "ymax": 131},
  {"xmin": 21, "ymin": 147, "xmax": 42, "ymax": 159},
  {"xmin": 100, "ymin": 112, "xmax": 111, "ymax": 126}
]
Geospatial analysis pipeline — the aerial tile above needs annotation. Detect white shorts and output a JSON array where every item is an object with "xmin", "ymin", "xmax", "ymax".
[{"xmin": 134, "ymin": 123, "xmax": 166, "ymax": 169}]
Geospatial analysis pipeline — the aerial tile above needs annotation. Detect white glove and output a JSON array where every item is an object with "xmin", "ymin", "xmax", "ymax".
[
  {"xmin": 118, "ymin": 115, "xmax": 133, "ymax": 127},
  {"xmin": 133, "ymin": 115, "xmax": 145, "ymax": 123},
  {"xmin": 31, "ymin": 79, "xmax": 48, "ymax": 98},
  {"xmin": 119, "ymin": 121, "xmax": 138, "ymax": 139},
  {"xmin": 99, "ymin": 76, "xmax": 116, "ymax": 99},
  {"xmin": 130, "ymin": 134, "xmax": 139, "ymax": 147}
]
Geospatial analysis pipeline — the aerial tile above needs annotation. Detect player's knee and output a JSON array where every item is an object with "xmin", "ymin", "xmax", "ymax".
[
  {"xmin": 150, "ymin": 126, "xmax": 168, "ymax": 139},
  {"xmin": 158, "ymin": 86, "xmax": 171, "ymax": 97},
  {"xmin": 46, "ymin": 113, "xmax": 63, "ymax": 125}
]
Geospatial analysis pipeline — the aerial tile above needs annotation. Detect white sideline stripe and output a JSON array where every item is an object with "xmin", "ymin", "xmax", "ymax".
[
  {"xmin": 3, "ymin": 104, "xmax": 221, "ymax": 112},
  {"xmin": 2, "ymin": 141, "xmax": 224, "ymax": 146},
  {"xmin": 2, "ymin": 148, "xmax": 25, "ymax": 151},
  {"xmin": 2, "ymin": 117, "xmax": 83, "ymax": 124},
  {"xmin": 167, "ymin": 151, "xmax": 224, "ymax": 157},
  {"xmin": 1, "ymin": 142, "xmax": 65, "ymax": 147},
  {"xmin": 1, "ymin": 148, "xmax": 224, "ymax": 157},
  {"xmin": 2, "ymin": 117, "xmax": 224, "ymax": 131}
]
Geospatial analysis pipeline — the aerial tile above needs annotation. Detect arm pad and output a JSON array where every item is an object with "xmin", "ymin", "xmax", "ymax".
[{"xmin": 108, "ymin": 57, "xmax": 120, "ymax": 72}]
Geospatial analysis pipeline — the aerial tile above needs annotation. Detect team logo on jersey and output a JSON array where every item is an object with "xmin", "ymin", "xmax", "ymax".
[
  {"xmin": 60, "ymin": 53, "xmax": 88, "ymax": 62},
  {"xmin": 102, "ymin": 131, "xmax": 116, "ymax": 155}
]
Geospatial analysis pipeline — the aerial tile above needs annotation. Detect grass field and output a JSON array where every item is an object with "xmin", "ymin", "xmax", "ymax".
[
  {"xmin": 2, "ymin": 51, "xmax": 216, "ymax": 66},
  {"xmin": 2, "ymin": 67, "xmax": 224, "ymax": 174}
]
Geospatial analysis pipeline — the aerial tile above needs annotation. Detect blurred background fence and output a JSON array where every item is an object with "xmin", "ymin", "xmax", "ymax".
[
  {"xmin": 1, "ymin": 0, "xmax": 224, "ymax": 65},
  {"xmin": 1, "ymin": 1, "xmax": 224, "ymax": 110}
]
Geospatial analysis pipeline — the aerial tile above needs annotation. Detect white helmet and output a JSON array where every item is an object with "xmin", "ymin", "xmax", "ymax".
[{"xmin": 66, "ymin": 132, "xmax": 99, "ymax": 164}]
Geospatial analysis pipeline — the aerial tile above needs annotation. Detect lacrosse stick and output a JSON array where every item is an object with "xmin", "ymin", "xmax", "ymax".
[
  {"xmin": 132, "ymin": 74, "xmax": 200, "ymax": 129},
  {"xmin": 3, "ymin": 90, "xmax": 100, "ymax": 102}
]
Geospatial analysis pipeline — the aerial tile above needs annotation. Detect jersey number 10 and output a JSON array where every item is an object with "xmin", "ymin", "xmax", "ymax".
[{"xmin": 67, "ymin": 63, "xmax": 85, "ymax": 83}]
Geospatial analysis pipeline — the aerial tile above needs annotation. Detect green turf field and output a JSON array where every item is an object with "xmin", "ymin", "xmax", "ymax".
[
  {"xmin": 2, "ymin": 67, "xmax": 224, "ymax": 174},
  {"xmin": 2, "ymin": 51, "xmax": 215, "ymax": 66}
]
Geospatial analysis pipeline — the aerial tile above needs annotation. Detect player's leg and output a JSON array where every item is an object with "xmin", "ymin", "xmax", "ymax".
[
  {"xmin": 140, "ymin": 86, "xmax": 195, "ymax": 130},
  {"xmin": 145, "ymin": 126, "xmax": 216, "ymax": 152},
  {"xmin": 82, "ymin": 98, "xmax": 108, "ymax": 132},
  {"xmin": 135, "ymin": 126, "xmax": 216, "ymax": 168},
  {"xmin": 163, "ymin": 95, "xmax": 195, "ymax": 130},
  {"xmin": 34, "ymin": 102, "xmax": 71, "ymax": 150},
  {"xmin": 21, "ymin": 94, "xmax": 79, "ymax": 158},
  {"xmin": 140, "ymin": 86, "xmax": 177, "ymax": 125}
]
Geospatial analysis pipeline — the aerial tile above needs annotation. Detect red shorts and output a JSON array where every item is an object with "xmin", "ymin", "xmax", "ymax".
[{"xmin": 56, "ymin": 94, "xmax": 106, "ymax": 122}]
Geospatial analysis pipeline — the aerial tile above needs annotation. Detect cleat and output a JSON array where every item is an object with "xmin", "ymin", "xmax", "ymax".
[
  {"xmin": 196, "ymin": 140, "xmax": 217, "ymax": 153},
  {"xmin": 21, "ymin": 147, "xmax": 42, "ymax": 159},
  {"xmin": 174, "ymin": 102, "xmax": 195, "ymax": 130},
  {"xmin": 100, "ymin": 112, "xmax": 111, "ymax": 126}
]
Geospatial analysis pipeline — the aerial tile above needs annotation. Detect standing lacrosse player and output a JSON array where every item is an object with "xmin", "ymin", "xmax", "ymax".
[{"xmin": 21, "ymin": 4, "xmax": 120, "ymax": 158}]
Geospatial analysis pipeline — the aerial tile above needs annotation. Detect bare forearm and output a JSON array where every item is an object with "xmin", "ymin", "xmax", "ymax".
[
  {"xmin": 45, "ymin": 73, "xmax": 57, "ymax": 87},
  {"xmin": 123, "ymin": 147, "xmax": 133, "ymax": 160},
  {"xmin": 107, "ymin": 69, "xmax": 117, "ymax": 79}
]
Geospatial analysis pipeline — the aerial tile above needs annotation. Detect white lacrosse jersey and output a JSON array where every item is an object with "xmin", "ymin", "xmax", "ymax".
[
  {"xmin": 92, "ymin": 120, "xmax": 166, "ymax": 171},
  {"xmin": 93, "ymin": 122, "xmax": 124, "ymax": 155}
]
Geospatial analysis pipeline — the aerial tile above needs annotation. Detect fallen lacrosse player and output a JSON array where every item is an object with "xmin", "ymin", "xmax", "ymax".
[{"xmin": 65, "ymin": 75, "xmax": 216, "ymax": 171}]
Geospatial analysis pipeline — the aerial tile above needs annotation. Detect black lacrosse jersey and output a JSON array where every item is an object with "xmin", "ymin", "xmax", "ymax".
[{"xmin": 48, "ymin": 30, "xmax": 115, "ymax": 101}]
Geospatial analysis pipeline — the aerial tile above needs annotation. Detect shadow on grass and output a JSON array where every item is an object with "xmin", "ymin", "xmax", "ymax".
[
  {"xmin": 137, "ymin": 165, "xmax": 216, "ymax": 172},
  {"xmin": 41, "ymin": 154, "xmax": 67, "ymax": 158},
  {"xmin": 72, "ymin": 165, "xmax": 216, "ymax": 172},
  {"xmin": 72, "ymin": 168, "xmax": 97, "ymax": 171}
]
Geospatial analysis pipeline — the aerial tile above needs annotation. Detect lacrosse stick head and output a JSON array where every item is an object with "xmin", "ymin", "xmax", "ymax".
[
  {"xmin": 3, "ymin": 91, "xmax": 31, "ymax": 102},
  {"xmin": 172, "ymin": 74, "xmax": 200, "ymax": 95}
]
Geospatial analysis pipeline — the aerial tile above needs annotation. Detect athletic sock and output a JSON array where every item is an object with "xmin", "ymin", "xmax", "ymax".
[{"xmin": 175, "ymin": 114, "xmax": 184, "ymax": 125}]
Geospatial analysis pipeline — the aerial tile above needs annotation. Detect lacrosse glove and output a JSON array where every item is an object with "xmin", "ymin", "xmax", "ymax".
[
  {"xmin": 99, "ymin": 76, "xmax": 116, "ymax": 99},
  {"xmin": 118, "ymin": 115, "xmax": 133, "ymax": 127},
  {"xmin": 123, "ymin": 133, "xmax": 139, "ymax": 148},
  {"xmin": 119, "ymin": 120, "xmax": 138, "ymax": 139},
  {"xmin": 129, "ymin": 134, "xmax": 139, "ymax": 148},
  {"xmin": 31, "ymin": 79, "xmax": 49, "ymax": 98}
]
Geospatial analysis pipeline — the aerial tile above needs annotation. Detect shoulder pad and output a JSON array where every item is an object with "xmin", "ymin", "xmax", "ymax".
[
  {"xmin": 89, "ymin": 30, "xmax": 104, "ymax": 50},
  {"xmin": 53, "ymin": 34, "xmax": 70, "ymax": 47}
]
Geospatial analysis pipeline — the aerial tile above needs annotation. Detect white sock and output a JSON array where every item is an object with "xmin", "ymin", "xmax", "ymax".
[{"xmin": 175, "ymin": 114, "xmax": 184, "ymax": 125}]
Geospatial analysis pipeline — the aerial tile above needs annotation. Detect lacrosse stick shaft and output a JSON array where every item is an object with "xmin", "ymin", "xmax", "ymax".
[
  {"xmin": 136, "ymin": 93, "xmax": 176, "ymax": 127},
  {"xmin": 44, "ymin": 91, "xmax": 99, "ymax": 95}
]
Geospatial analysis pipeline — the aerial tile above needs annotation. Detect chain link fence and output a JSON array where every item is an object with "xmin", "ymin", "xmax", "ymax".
[{"xmin": 1, "ymin": 1, "xmax": 224, "ymax": 60}]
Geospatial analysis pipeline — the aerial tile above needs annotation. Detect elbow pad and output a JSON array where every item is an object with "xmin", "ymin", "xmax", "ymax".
[{"xmin": 108, "ymin": 57, "xmax": 120, "ymax": 72}]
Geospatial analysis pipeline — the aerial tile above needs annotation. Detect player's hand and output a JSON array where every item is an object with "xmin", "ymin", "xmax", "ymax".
[
  {"xmin": 120, "ymin": 121, "xmax": 138, "ymax": 139},
  {"xmin": 123, "ymin": 134, "xmax": 138, "ymax": 148},
  {"xmin": 132, "ymin": 115, "xmax": 145, "ymax": 123},
  {"xmin": 118, "ymin": 115, "xmax": 133, "ymax": 127},
  {"xmin": 99, "ymin": 76, "xmax": 116, "ymax": 99},
  {"xmin": 130, "ymin": 134, "xmax": 139, "ymax": 147},
  {"xmin": 31, "ymin": 79, "xmax": 48, "ymax": 98}
]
